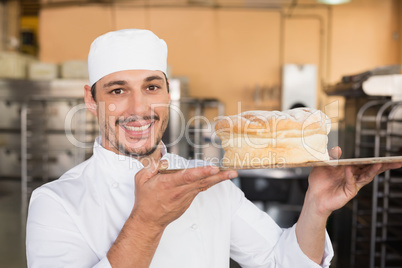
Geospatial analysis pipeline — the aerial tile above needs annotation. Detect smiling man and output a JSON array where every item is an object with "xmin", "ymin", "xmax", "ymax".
[
  {"xmin": 26, "ymin": 29, "xmax": 402, "ymax": 268},
  {"xmin": 87, "ymin": 69, "xmax": 170, "ymax": 160},
  {"xmin": 85, "ymin": 30, "xmax": 171, "ymax": 162}
]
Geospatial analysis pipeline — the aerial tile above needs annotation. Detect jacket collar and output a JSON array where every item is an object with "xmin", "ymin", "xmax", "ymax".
[{"xmin": 92, "ymin": 136, "xmax": 168, "ymax": 181}]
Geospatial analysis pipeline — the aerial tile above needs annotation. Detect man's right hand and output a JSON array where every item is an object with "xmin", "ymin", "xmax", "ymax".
[
  {"xmin": 131, "ymin": 161, "xmax": 238, "ymax": 229},
  {"xmin": 107, "ymin": 162, "xmax": 237, "ymax": 268}
]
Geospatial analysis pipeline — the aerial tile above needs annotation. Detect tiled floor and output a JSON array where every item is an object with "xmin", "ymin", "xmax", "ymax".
[{"xmin": 0, "ymin": 180, "xmax": 27, "ymax": 268}]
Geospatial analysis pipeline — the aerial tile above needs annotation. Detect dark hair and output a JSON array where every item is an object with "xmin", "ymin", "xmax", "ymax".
[
  {"xmin": 90, "ymin": 72, "xmax": 170, "ymax": 101},
  {"xmin": 90, "ymin": 83, "xmax": 97, "ymax": 102}
]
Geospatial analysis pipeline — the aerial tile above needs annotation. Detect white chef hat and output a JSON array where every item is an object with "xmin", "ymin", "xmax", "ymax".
[{"xmin": 88, "ymin": 29, "xmax": 168, "ymax": 86}]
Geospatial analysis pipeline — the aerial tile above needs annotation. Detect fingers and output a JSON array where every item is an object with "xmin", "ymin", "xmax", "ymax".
[
  {"xmin": 352, "ymin": 164, "xmax": 381, "ymax": 190},
  {"xmin": 346, "ymin": 162, "xmax": 401, "ymax": 193},
  {"xmin": 175, "ymin": 166, "xmax": 227, "ymax": 185},
  {"xmin": 135, "ymin": 159, "xmax": 168, "ymax": 184},
  {"xmin": 379, "ymin": 162, "xmax": 402, "ymax": 173},
  {"xmin": 170, "ymin": 166, "xmax": 237, "ymax": 193},
  {"xmin": 137, "ymin": 163, "xmax": 238, "ymax": 194},
  {"xmin": 174, "ymin": 166, "xmax": 219, "ymax": 185},
  {"xmin": 344, "ymin": 166, "xmax": 356, "ymax": 189},
  {"xmin": 329, "ymin": 146, "xmax": 342, "ymax": 160},
  {"xmin": 158, "ymin": 160, "xmax": 169, "ymax": 172},
  {"xmin": 160, "ymin": 160, "xmax": 169, "ymax": 170},
  {"xmin": 195, "ymin": 170, "xmax": 238, "ymax": 192}
]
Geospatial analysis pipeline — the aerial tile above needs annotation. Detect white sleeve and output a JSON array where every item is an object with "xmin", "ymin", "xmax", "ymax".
[
  {"xmin": 230, "ymin": 193, "xmax": 334, "ymax": 268},
  {"xmin": 26, "ymin": 192, "xmax": 112, "ymax": 268}
]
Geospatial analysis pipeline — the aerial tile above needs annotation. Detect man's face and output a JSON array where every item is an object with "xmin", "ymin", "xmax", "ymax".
[{"xmin": 85, "ymin": 69, "xmax": 170, "ymax": 158}]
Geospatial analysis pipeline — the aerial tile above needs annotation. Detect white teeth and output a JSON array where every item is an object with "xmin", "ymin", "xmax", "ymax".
[{"xmin": 124, "ymin": 123, "xmax": 151, "ymax": 131}]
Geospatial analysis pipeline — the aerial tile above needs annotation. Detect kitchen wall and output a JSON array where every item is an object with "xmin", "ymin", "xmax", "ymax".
[
  {"xmin": 38, "ymin": 0, "xmax": 400, "ymax": 116},
  {"xmin": 400, "ymin": 0, "xmax": 402, "ymax": 65},
  {"xmin": 330, "ymin": 0, "xmax": 399, "ymax": 82}
]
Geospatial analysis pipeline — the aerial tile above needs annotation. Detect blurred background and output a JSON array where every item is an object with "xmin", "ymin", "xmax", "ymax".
[{"xmin": 0, "ymin": 0, "xmax": 402, "ymax": 267}]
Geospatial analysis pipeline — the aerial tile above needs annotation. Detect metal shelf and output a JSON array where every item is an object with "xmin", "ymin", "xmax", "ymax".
[
  {"xmin": 351, "ymin": 100, "xmax": 402, "ymax": 268},
  {"xmin": 19, "ymin": 97, "xmax": 97, "ymax": 232}
]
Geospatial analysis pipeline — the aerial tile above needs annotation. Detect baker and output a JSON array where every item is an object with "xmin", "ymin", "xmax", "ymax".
[{"xmin": 26, "ymin": 29, "xmax": 402, "ymax": 268}]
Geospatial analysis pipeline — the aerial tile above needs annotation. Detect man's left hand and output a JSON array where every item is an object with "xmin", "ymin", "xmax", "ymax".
[
  {"xmin": 307, "ymin": 146, "xmax": 402, "ymax": 218},
  {"xmin": 295, "ymin": 147, "xmax": 402, "ymax": 264}
]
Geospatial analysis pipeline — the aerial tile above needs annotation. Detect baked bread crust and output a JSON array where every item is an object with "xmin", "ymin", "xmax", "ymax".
[{"xmin": 215, "ymin": 108, "xmax": 331, "ymax": 167}]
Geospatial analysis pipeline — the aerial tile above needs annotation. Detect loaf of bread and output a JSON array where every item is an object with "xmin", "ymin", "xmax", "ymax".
[{"xmin": 214, "ymin": 108, "xmax": 331, "ymax": 167}]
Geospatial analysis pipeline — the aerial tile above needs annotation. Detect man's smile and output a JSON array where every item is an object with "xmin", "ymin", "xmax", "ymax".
[
  {"xmin": 123, "ymin": 122, "xmax": 152, "ymax": 132},
  {"xmin": 120, "ymin": 121, "xmax": 155, "ymax": 137},
  {"xmin": 116, "ymin": 115, "xmax": 160, "ymax": 139}
]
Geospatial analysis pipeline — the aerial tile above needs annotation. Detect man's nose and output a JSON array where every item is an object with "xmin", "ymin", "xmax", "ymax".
[{"xmin": 128, "ymin": 90, "xmax": 149, "ymax": 115}]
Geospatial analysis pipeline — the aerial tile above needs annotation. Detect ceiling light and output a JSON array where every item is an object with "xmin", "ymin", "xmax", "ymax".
[{"xmin": 317, "ymin": 0, "xmax": 351, "ymax": 4}]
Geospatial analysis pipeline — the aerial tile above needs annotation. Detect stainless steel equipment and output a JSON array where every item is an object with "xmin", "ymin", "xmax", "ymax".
[
  {"xmin": 163, "ymin": 77, "xmax": 225, "ymax": 161},
  {"xmin": 326, "ymin": 66, "xmax": 402, "ymax": 268},
  {"xmin": 351, "ymin": 100, "xmax": 402, "ymax": 268},
  {"xmin": 0, "ymin": 79, "xmax": 92, "ymax": 180},
  {"xmin": 0, "ymin": 79, "xmax": 96, "ymax": 231},
  {"xmin": 163, "ymin": 77, "xmax": 190, "ymax": 158}
]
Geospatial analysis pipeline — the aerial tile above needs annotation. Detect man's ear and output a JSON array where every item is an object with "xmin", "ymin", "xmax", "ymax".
[{"xmin": 84, "ymin": 85, "xmax": 97, "ymax": 117}]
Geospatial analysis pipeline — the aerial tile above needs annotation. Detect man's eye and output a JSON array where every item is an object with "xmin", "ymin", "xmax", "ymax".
[
  {"xmin": 147, "ymin": 85, "xmax": 159, "ymax": 91},
  {"xmin": 111, "ymin": 88, "xmax": 124, "ymax": 94}
]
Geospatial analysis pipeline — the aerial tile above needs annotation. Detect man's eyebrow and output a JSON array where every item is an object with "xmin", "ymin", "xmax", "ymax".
[
  {"xmin": 103, "ymin": 80, "xmax": 127, "ymax": 88},
  {"xmin": 144, "ymin": 75, "xmax": 164, "ymax": 82}
]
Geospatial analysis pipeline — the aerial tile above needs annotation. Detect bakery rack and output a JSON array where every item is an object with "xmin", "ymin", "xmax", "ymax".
[
  {"xmin": 19, "ymin": 95, "xmax": 97, "ymax": 231},
  {"xmin": 351, "ymin": 100, "xmax": 402, "ymax": 268}
]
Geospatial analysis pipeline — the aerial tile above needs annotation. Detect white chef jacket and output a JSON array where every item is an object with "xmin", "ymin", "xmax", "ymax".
[{"xmin": 26, "ymin": 137, "xmax": 333, "ymax": 268}]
